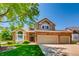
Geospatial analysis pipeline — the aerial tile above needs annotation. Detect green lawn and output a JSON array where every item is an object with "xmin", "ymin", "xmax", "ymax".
[{"xmin": 0, "ymin": 45, "xmax": 44, "ymax": 56}]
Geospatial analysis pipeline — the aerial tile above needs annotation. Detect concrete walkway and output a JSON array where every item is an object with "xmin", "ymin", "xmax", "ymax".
[{"xmin": 39, "ymin": 44, "xmax": 79, "ymax": 56}]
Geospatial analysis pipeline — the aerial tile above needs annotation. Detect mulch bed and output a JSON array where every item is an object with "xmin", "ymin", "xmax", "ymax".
[{"xmin": 0, "ymin": 46, "xmax": 8, "ymax": 51}]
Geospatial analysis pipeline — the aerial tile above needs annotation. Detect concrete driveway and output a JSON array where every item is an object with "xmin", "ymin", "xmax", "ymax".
[{"xmin": 39, "ymin": 44, "xmax": 79, "ymax": 56}]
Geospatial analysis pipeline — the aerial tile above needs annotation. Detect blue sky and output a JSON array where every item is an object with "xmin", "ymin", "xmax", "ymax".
[
  {"xmin": 38, "ymin": 3, "xmax": 79, "ymax": 30},
  {"xmin": 1, "ymin": 3, "xmax": 79, "ymax": 30}
]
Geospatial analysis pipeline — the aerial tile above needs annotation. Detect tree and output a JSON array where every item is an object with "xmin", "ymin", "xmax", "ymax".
[
  {"xmin": 0, "ymin": 3, "xmax": 39, "ymax": 31},
  {"xmin": 0, "ymin": 4, "xmax": 39, "ymax": 47},
  {"xmin": 0, "ymin": 28, "xmax": 12, "ymax": 41}
]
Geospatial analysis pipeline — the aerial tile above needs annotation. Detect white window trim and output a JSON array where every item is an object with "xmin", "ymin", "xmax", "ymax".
[
  {"xmin": 16, "ymin": 31, "xmax": 24, "ymax": 42},
  {"xmin": 41, "ymin": 24, "xmax": 50, "ymax": 30}
]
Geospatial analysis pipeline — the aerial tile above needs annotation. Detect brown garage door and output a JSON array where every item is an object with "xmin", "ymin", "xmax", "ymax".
[
  {"xmin": 59, "ymin": 36, "xmax": 70, "ymax": 44},
  {"xmin": 37, "ymin": 35, "xmax": 58, "ymax": 44}
]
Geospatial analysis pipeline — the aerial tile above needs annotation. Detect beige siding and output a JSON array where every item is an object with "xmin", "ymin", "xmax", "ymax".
[
  {"xmin": 37, "ymin": 35, "xmax": 58, "ymax": 44},
  {"xmin": 59, "ymin": 36, "xmax": 70, "ymax": 44}
]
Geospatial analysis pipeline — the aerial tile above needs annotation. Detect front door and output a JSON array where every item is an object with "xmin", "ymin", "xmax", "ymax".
[{"xmin": 29, "ymin": 34, "xmax": 35, "ymax": 42}]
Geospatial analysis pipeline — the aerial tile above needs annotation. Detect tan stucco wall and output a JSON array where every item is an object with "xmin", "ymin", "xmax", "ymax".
[
  {"xmin": 12, "ymin": 32, "xmax": 16, "ymax": 41},
  {"xmin": 12, "ymin": 30, "xmax": 27, "ymax": 43},
  {"xmin": 12, "ymin": 31, "xmax": 72, "ymax": 44}
]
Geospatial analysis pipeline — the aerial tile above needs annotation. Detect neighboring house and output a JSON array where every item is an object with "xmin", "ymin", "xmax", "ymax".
[
  {"xmin": 65, "ymin": 27, "xmax": 79, "ymax": 41},
  {"xmin": 12, "ymin": 18, "xmax": 72, "ymax": 44}
]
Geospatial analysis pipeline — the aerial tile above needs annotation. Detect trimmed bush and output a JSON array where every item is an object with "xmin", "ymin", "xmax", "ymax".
[
  {"xmin": 7, "ymin": 41, "xmax": 14, "ymax": 44},
  {"xmin": 23, "ymin": 40, "xmax": 30, "ymax": 44},
  {"xmin": 72, "ymin": 40, "xmax": 77, "ymax": 44}
]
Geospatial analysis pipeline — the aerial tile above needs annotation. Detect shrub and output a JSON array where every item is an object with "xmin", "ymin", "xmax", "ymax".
[
  {"xmin": 72, "ymin": 40, "xmax": 77, "ymax": 44},
  {"xmin": 23, "ymin": 40, "xmax": 30, "ymax": 44},
  {"xmin": 15, "ymin": 44, "xmax": 22, "ymax": 47},
  {"xmin": 1, "ymin": 29, "xmax": 12, "ymax": 41},
  {"xmin": 7, "ymin": 41, "xmax": 14, "ymax": 44}
]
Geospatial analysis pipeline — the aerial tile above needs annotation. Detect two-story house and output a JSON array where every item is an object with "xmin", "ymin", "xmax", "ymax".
[{"xmin": 12, "ymin": 18, "xmax": 72, "ymax": 44}]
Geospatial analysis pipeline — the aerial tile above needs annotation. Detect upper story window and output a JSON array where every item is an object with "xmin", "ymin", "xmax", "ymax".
[
  {"xmin": 41, "ymin": 24, "xmax": 50, "ymax": 30},
  {"xmin": 42, "ymin": 26, "xmax": 44, "ymax": 29},
  {"xmin": 46, "ymin": 26, "xmax": 49, "ymax": 29}
]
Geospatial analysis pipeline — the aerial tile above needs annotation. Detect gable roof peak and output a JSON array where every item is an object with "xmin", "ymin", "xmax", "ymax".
[
  {"xmin": 43, "ymin": 18, "xmax": 49, "ymax": 20},
  {"xmin": 38, "ymin": 18, "xmax": 56, "ymax": 26}
]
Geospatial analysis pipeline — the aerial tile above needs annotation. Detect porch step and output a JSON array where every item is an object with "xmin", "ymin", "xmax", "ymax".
[{"xmin": 29, "ymin": 42, "xmax": 37, "ymax": 45}]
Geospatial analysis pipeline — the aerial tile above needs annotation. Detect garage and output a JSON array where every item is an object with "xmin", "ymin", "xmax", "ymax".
[
  {"xmin": 59, "ymin": 36, "xmax": 70, "ymax": 44},
  {"xmin": 37, "ymin": 35, "xmax": 58, "ymax": 44}
]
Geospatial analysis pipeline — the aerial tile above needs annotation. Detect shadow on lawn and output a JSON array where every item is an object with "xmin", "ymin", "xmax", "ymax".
[{"xmin": 0, "ymin": 45, "xmax": 45, "ymax": 56}]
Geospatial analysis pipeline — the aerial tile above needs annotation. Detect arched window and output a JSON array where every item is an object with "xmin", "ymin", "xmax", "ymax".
[
  {"xmin": 18, "ymin": 31, "xmax": 23, "ymax": 34},
  {"xmin": 17, "ymin": 31, "xmax": 23, "ymax": 40}
]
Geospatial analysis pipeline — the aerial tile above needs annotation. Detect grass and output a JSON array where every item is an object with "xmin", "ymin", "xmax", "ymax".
[{"xmin": 0, "ymin": 45, "xmax": 44, "ymax": 56}]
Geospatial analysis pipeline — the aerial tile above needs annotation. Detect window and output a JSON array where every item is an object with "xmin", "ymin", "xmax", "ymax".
[
  {"xmin": 17, "ymin": 31, "xmax": 23, "ymax": 40},
  {"xmin": 42, "ymin": 25, "xmax": 49, "ymax": 30},
  {"xmin": 18, "ymin": 31, "xmax": 23, "ymax": 34},
  {"xmin": 41, "ymin": 24, "xmax": 50, "ymax": 30},
  {"xmin": 46, "ymin": 26, "xmax": 49, "ymax": 29},
  {"xmin": 42, "ymin": 26, "xmax": 44, "ymax": 29}
]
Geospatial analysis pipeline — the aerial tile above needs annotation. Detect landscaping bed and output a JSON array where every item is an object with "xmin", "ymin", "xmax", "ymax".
[
  {"xmin": 0, "ymin": 46, "xmax": 8, "ymax": 51},
  {"xmin": 0, "ymin": 45, "xmax": 44, "ymax": 56}
]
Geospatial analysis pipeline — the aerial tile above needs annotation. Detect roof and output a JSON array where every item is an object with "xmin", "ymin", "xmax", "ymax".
[
  {"xmin": 37, "ymin": 18, "xmax": 56, "ymax": 26},
  {"xmin": 65, "ymin": 26, "xmax": 79, "ymax": 34},
  {"xmin": 65, "ymin": 26, "xmax": 79, "ymax": 30},
  {"xmin": 12, "ymin": 29, "xmax": 26, "ymax": 32},
  {"xmin": 35, "ymin": 30, "xmax": 72, "ymax": 33},
  {"xmin": 12, "ymin": 29, "xmax": 72, "ymax": 33}
]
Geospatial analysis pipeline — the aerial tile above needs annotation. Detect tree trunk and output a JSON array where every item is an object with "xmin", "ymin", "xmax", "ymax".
[{"xmin": 0, "ymin": 42, "xmax": 1, "ymax": 48}]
